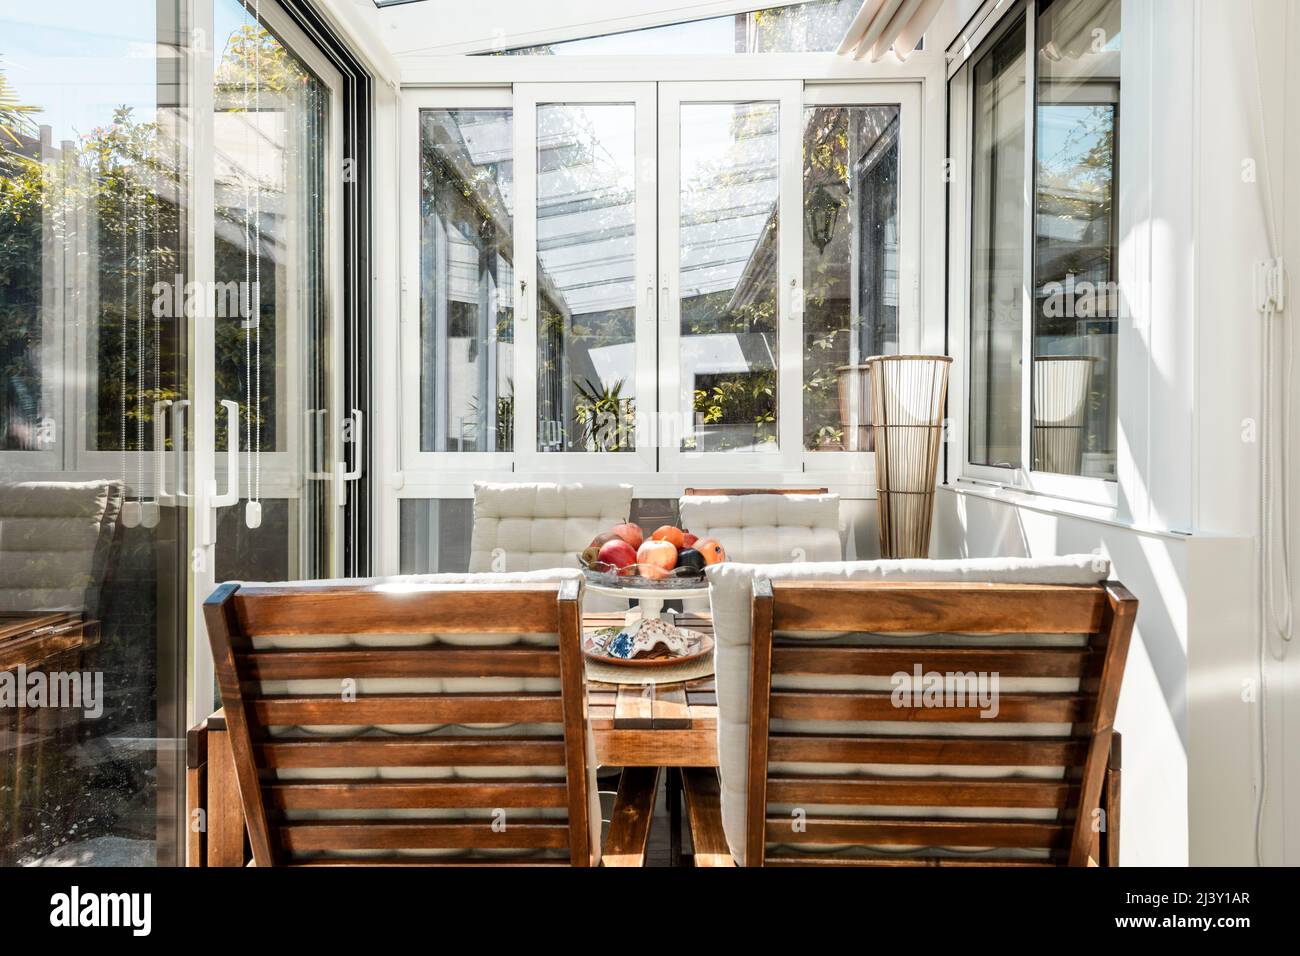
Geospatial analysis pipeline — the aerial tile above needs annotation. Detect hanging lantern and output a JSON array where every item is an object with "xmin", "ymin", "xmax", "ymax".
[{"xmin": 805, "ymin": 180, "xmax": 845, "ymax": 255}]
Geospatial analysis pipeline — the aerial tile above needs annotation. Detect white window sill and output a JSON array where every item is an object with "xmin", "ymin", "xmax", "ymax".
[{"xmin": 944, "ymin": 479, "xmax": 1192, "ymax": 541}]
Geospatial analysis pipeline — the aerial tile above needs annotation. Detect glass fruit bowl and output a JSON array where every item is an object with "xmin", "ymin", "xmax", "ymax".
[{"xmin": 578, "ymin": 557, "xmax": 707, "ymax": 590}]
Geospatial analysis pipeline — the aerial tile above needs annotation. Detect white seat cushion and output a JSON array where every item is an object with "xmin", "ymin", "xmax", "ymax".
[
  {"xmin": 469, "ymin": 481, "xmax": 633, "ymax": 572},
  {"xmin": 0, "ymin": 479, "xmax": 123, "ymax": 614},
  {"xmin": 706, "ymin": 555, "xmax": 1111, "ymax": 865},
  {"xmin": 678, "ymin": 493, "xmax": 842, "ymax": 565}
]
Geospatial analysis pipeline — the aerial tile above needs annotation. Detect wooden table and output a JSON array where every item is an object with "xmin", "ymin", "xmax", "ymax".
[
  {"xmin": 0, "ymin": 611, "xmax": 100, "ymax": 866},
  {"xmin": 0, "ymin": 612, "xmax": 99, "ymax": 672},
  {"xmin": 585, "ymin": 611, "xmax": 718, "ymax": 769},
  {"xmin": 584, "ymin": 611, "xmax": 731, "ymax": 866}
]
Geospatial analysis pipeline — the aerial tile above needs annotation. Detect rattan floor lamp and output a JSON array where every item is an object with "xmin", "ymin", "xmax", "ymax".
[{"xmin": 868, "ymin": 354, "xmax": 952, "ymax": 558}]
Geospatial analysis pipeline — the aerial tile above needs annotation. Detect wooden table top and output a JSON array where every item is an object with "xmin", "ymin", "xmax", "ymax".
[{"xmin": 584, "ymin": 612, "xmax": 719, "ymax": 769}]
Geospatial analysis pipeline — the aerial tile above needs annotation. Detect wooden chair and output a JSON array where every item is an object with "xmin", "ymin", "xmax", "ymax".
[
  {"xmin": 740, "ymin": 577, "xmax": 1136, "ymax": 866},
  {"xmin": 203, "ymin": 577, "xmax": 604, "ymax": 866}
]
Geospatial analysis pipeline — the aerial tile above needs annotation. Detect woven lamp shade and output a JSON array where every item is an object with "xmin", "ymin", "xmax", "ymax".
[{"xmin": 867, "ymin": 355, "xmax": 952, "ymax": 558}]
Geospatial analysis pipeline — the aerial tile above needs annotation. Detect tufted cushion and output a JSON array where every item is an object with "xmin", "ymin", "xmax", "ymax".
[
  {"xmin": 0, "ymin": 480, "xmax": 123, "ymax": 614},
  {"xmin": 706, "ymin": 555, "xmax": 1112, "ymax": 864},
  {"xmin": 678, "ymin": 494, "xmax": 843, "ymax": 565},
  {"xmin": 231, "ymin": 569, "xmax": 602, "ymax": 863},
  {"xmin": 469, "ymin": 482, "xmax": 633, "ymax": 572}
]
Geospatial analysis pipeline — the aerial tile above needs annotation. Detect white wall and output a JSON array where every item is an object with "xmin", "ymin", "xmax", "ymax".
[{"xmin": 933, "ymin": 0, "xmax": 1298, "ymax": 865}]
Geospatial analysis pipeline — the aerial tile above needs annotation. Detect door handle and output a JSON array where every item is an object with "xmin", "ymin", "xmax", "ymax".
[
  {"xmin": 171, "ymin": 400, "xmax": 190, "ymax": 500},
  {"xmin": 199, "ymin": 400, "xmax": 239, "ymax": 545},
  {"xmin": 518, "ymin": 278, "xmax": 529, "ymax": 322},
  {"xmin": 661, "ymin": 284, "xmax": 671, "ymax": 325},
  {"xmin": 210, "ymin": 400, "xmax": 240, "ymax": 508},
  {"xmin": 336, "ymin": 408, "xmax": 363, "ymax": 508},
  {"xmin": 145, "ymin": 398, "xmax": 174, "ymax": 528}
]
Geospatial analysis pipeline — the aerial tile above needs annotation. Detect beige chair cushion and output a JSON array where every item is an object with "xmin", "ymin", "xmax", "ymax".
[
  {"xmin": 233, "ymin": 569, "xmax": 602, "ymax": 863},
  {"xmin": 678, "ymin": 493, "xmax": 843, "ymax": 565},
  {"xmin": 469, "ymin": 481, "xmax": 633, "ymax": 572},
  {"xmin": 706, "ymin": 555, "xmax": 1111, "ymax": 865},
  {"xmin": 0, "ymin": 479, "xmax": 123, "ymax": 614}
]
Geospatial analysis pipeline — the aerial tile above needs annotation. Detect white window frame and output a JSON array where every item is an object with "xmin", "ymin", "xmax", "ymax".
[
  {"xmin": 191, "ymin": 0, "xmax": 347, "ymax": 721},
  {"xmin": 947, "ymin": 0, "xmax": 1121, "ymax": 509},
  {"xmin": 399, "ymin": 86, "xmax": 517, "ymax": 477},
  {"xmin": 801, "ymin": 81, "xmax": 922, "ymax": 483},
  {"xmin": 392, "ymin": 52, "xmax": 936, "ymax": 500},
  {"xmin": 515, "ymin": 82, "xmax": 659, "ymax": 476},
  {"xmin": 657, "ymin": 80, "xmax": 802, "ymax": 477}
]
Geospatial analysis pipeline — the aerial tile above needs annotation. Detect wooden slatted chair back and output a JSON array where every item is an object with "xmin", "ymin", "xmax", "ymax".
[
  {"xmin": 203, "ymin": 578, "xmax": 593, "ymax": 866},
  {"xmin": 746, "ymin": 578, "xmax": 1136, "ymax": 866}
]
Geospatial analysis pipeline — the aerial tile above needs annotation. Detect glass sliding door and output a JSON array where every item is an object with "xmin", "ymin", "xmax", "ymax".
[
  {"xmin": 0, "ymin": 0, "xmax": 192, "ymax": 865},
  {"xmin": 204, "ymin": 0, "xmax": 346, "ymax": 591},
  {"xmin": 515, "ymin": 83, "xmax": 658, "ymax": 473},
  {"xmin": 658, "ymin": 82, "xmax": 801, "ymax": 474}
]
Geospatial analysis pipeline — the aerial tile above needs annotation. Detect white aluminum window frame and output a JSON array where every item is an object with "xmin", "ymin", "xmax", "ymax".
[
  {"xmin": 516, "ymin": 82, "xmax": 660, "ymax": 476},
  {"xmin": 657, "ymin": 79, "xmax": 802, "ymax": 477},
  {"xmin": 801, "ymin": 81, "xmax": 922, "ymax": 483},
  {"xmin": 399, "ymin": 86, "xmax": 518, "ymax": 477},
  {"xmin": 190, "ymin": 0, "xmax": 347, "ymax": 723},
  {"xmin": 947, "ymin": 0, "xmax": 1121, "ymax": 509},
  {"xmin": 394, "ymin": 70, "xmax": 927, "ymax": 497}
]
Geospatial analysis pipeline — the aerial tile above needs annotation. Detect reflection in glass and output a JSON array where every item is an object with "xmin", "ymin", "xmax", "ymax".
[
  {"xmin": 213, "ymin": 1, "xmax": 333, "ymax": 580},
  {"xmin": 0, "ymin": 0, "xmax": 190, "ymax": 866},
  {"xmin": 536, "ymin": 103, "xmax": 637, "ymax": 453},
  {"xmin": 500, "ymin": 0, "xmax": 862, "ymax": 55},
  {"xmin": 420, "ymin": 109, "xmax": 514, "ymax": 452},
  {"xmin": 1031, "ymin": 0, "xmax": 1119, "ymax": 478},
  {"xmin": 679, "ymin": 102, "xmax": 780, "ymax": 453},
  {"xmin": 802, "ymin": 105, "xmax": 900, "ymax": 452},
  {"xmin": 968, "ymin": 14, "xmax": 1027, "ymax": 469}
]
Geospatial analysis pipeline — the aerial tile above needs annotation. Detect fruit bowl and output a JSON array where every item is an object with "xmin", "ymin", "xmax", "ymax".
[
  {"xmin": 578, "ymin": 522, "xmax": 727, "ymax": 595},
  {"xmin": 579, "ymin": 559, "xmax": 707, "ymax": 590}
]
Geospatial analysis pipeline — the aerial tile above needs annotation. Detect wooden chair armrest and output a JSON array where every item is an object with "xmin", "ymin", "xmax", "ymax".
[
  {"xmin": 602, "ymin": 767, "xmax": 661, "ymax": 866},
  {"xmin": 682, "ymin": 768, "xmax": 734, "ymax": 867}
]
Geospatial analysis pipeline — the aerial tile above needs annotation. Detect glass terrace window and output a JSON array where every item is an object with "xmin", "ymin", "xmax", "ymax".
[
  {"xmin": 536, "ymin": 103, "xmax": 638, "ymax": 453},
  {"xmin": 497, "ymin": 0, "xmax": 861, "ymax": 56},
  {"xmin": 1031, "ymin": 0, "xmax": 1120, "ymax": 479},
  {"xmin": 968, "ymin": 13, "xmax": 1027, "ymax": 469},
  {"xmin": 802, "ymin": 104, "xmax": 901, "ymax": 452},
  {"xmin": 419, "ymin": 108, "xmax": 515, "ymax": 452},
  {"xmin": 958, "ymin": 0, "xmax": 1120, "ymax": 486},
  {"xmin": 678, "ymin": 101, "xmax": 781, "ymax": 453}
]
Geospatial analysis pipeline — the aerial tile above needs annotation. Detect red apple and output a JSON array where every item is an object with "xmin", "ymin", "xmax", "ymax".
[
  {"xmin": 681, "ymin": 532, "xmax": 698, "ymax": 548},
  {"xmin": 597, "ymin": 538, "xmax": 637, "ymax": 573},
  {"xmin": 609, "ymin": 522, "xmax": 644, "ymax": 549},
  {"xmin": 637, "ymin": 539, "xmax": 678, "ymax": 574}
]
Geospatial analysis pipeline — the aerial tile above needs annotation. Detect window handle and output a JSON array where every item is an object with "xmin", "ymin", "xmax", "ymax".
[
  {"xmin": 789, "ymin": 277, "xmax": 804, "ymax": 318},
  {"xmin": 519, "ymin": 278, "xmax": 529, "ymax": 322},
  {"xmin": 661, "ymin": 284, "xmax": 671, "ymax": 324}
]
